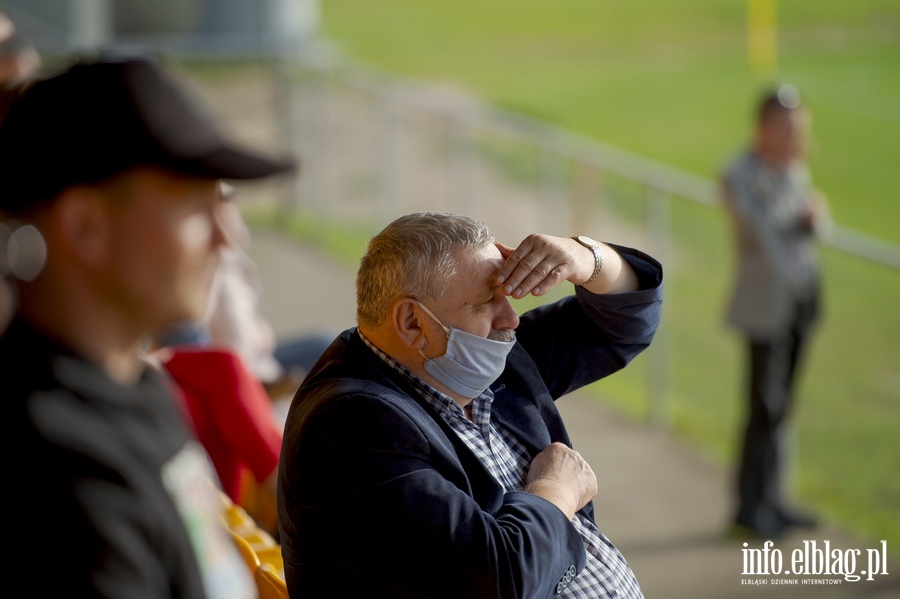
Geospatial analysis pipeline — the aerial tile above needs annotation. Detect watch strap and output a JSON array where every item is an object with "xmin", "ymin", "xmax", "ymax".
[{"xmin": 572, "ymin": 236, "xmax": 603, "ymax": 286}]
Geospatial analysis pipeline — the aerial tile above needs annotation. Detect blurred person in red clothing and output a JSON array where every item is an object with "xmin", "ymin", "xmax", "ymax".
[{"xmin": 156, "ymin": 344, "xmax": 284, "ymax": 537}]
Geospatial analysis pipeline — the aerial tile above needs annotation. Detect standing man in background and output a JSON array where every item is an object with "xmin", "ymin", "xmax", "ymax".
[{"xmin": 721, "ymin": 83, "xmax": 831, "ymax": 537}]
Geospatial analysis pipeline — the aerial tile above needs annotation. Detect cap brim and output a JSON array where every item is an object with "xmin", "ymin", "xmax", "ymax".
[{"xmin": 161, "ymin": 144, "xmax": 296, "ymax": 181}]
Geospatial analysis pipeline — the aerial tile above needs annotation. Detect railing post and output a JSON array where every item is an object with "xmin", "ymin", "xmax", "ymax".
[
  {"xmin": 296, "ymin": 69, "xmax": 331, "ymax": 221},
  {"xmin": 538, "ymin": 146, "xmax": 570, "ymax": 235},
  {"xmin": 373, "ymin": 89, "xmax": 400, "ymax": 226},
  {"xmin": 273, "ymin": 54, "xmax": 301, "ymax": 220},
  {"xmin": 450, "ymin": 113, "xmax": 478, "ymax": 217},
  {"xmin": 570, "ymin": 161, "xmax": 600, "ymax": 235},
  {"xmin": 645, "ymin": 182, "xmax": 671, "ymax": 427}
]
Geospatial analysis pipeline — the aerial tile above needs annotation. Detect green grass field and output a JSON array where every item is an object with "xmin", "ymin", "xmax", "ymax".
[
  {"xmin": 319, "ymin": 0, "xmax": 900, "ymax": 245},
  {"xmin": 313, "ymin": 0, "xmax": 900, "ymax": 549}
]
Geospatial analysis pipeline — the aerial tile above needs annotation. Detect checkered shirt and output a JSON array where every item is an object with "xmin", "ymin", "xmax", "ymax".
[{"xmin": 361, "ymin": 333, "xmax": 644, "ymax": 598}]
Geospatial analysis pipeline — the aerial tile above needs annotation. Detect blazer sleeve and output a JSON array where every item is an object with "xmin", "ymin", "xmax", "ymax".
[
  {"xmin": 278, "ymin": 383, "xmax": 586, "ymax": 599},
  {"xmin": 514, "ymin": 244, "xmax": 663, "ymax": 399}
]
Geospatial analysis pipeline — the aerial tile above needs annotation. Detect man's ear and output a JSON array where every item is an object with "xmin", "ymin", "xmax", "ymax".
[
  {"xmin": 53, "ymin": 186, "xmax": 111, "ymax": 268},
  {"xmin": 392, "ymin": 297, "xmax": 427, "ymax": 351}
]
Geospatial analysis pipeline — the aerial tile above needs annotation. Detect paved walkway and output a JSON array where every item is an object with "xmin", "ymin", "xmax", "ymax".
[{"xmin": 247, "ymin": 229, "xmax": 898, "ymax": 599}]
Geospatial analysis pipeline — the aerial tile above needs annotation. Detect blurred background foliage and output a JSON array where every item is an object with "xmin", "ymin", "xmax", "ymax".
[{"xmin": 319, "ymin": 0, "xmax": 900, "ymax": 244}]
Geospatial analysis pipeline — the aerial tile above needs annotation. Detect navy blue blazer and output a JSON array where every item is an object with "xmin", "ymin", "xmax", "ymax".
[{"xmin": 278, "ymin": 245, "xmax": 663, "ymax": 598}]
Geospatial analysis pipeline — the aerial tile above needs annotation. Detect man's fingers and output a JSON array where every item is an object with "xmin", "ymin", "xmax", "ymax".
[
  {"xmin": 512, "ymin": 257, "xmax": 567, "ymax": 298},
  {"xmin": 501, "ymin": 249, "xmax": 551, "ymax": 297},
  {"xmin": 496, "ymin": 235, "xmax": 575, "ymax": 298}
]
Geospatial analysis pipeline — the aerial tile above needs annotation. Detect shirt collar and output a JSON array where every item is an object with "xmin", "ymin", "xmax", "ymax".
[{"xmin": 357, "ymin": 330, "xmax": 494, "ymax": 421}]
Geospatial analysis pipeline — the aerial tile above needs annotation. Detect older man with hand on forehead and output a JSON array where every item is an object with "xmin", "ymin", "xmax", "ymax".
[
  {"xmin": 1, "ymin": 54, "xmax": 292, "ymax": 598},
  {"xmin": 278, "ymin": 212, "xmax": 663, "ymax": 598}
]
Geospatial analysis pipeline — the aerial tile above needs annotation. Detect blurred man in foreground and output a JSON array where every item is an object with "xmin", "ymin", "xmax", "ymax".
[
  {"xmin": 1, "ymin": 54, "xmax": 291, "ymax": 597},
  {"xmin": 278, "ymin": 211, "xmax": 663, "ymax": 598}
]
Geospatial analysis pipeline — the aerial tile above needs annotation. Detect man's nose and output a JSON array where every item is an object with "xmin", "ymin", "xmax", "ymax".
[{"xmin": 494, "ymin": 296, "xmax": 520, "ymax": 331}]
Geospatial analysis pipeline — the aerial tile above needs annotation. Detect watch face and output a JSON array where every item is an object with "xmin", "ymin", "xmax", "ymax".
[{"xmin": 577, "ymin": 235, "xmax": 598, "ymax": 247}]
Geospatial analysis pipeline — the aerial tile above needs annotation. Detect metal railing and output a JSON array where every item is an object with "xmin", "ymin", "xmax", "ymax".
[
  {"xmin": 288, "ymin": 60, "xmax": 900, "ymax": 269},
  {"xmin": 276, "ymin": 57, "xmax": 899, "ymax": 424}
]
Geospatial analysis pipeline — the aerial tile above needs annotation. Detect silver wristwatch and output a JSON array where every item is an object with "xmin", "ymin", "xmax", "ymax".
[{"xmin": 572, "ymin": 235, "xmax": 603, "ymax": 286}]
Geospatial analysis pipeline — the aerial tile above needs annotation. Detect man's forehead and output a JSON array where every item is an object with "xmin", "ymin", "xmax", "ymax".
[{"xmin": 457, "ymin": 243, "xmax": 503, "ymax": 294}]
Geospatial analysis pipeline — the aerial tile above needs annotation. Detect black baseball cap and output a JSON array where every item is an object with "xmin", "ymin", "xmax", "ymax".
[{"xmin": 0, "ymin": 53, "xmax": 294, "ymax": 213}]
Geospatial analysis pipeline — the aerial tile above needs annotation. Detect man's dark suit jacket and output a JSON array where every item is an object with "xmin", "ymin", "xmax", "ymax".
[{"xmin": 278, "ymin": 245, "xmax": 663, "ymax": 599}]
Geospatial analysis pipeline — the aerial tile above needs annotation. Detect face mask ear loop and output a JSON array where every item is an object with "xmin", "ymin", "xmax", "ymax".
[
  {"xmin": 415, "ymin": 299, "xmax": 451, "ymax": 363},
  {"xmin": 414, "ymin": 299, "xmax": 450, "ymax": 334}
]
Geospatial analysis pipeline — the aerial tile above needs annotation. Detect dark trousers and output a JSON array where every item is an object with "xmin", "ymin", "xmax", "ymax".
[{"xmin": 735, "ymin": 293, "xmax": 819, "ymax": 530}]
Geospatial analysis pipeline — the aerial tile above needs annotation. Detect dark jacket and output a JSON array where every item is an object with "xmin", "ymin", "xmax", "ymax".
[
  {"xmin": 5, "ymin": 316, "xmax": 254, "ymax": 598},
  {"xmin": 278, "ymin": 245, "xmax": 663, "ymax": 599}
]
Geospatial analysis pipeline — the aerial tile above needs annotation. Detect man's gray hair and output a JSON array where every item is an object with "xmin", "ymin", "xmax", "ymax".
[{"xmin": 356, "ymin": 212, "xmax": 494, "ymax": 328}]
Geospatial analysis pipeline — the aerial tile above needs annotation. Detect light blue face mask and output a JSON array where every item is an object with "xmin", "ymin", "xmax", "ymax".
[{"xmin": 415, "ymin": 300, "xmax": 516, "ymax": 398}]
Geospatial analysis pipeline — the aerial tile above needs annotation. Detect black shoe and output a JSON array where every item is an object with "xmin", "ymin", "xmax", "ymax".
[
  {"xmin": 726, "ymin": 519, "xmax": 788, "ymax": 539},
  {"xmin": 777, "ymin": 506, "xmax": 818, "ymax": 530}
]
